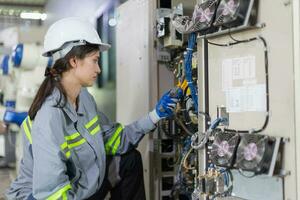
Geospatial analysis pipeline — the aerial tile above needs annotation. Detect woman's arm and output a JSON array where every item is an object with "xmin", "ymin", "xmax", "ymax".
[{"xmin": 98, "ymin": 111, "xmax": 156, "ymax": 155}]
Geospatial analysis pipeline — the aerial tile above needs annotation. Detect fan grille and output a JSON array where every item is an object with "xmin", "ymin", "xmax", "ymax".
[
  {"xmin": 235, "ymin": 134, "xmax": 268, "ymax": 171},
  {"xmin": 214, "ymin": 0, "xmax": 241, "ymax": 26},
  {"xmin": 211, "ymin": 132, "xmax": 239, "ymax": 167},
  {"xmin": 172, "ymin": 0, "xmax": 219, "ymax": 33}
]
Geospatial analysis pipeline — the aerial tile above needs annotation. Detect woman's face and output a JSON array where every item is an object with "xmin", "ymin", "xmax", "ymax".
[{"xmin": 74, "ymin": 50, "xmax": 101, "ymax": 87}]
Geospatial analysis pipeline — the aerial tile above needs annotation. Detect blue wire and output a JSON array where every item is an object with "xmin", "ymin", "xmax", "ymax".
[
  {"xmin": 209, "ymin": 117, "xmax": 228, "ymax": 130},
  {"xmin": 184, "ymin": 32, "xmax": 198, "ymax": 112},
  {"xmin": 219, "ymin": 168, "xmax": 229, "ymax": 186},
  {"xmin": 209, "ymin": 118, "xmax": 222, "ymax": 130}
]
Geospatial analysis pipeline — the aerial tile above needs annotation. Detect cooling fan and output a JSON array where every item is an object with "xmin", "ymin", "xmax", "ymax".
[
  {"xmin": 192, "ymin": 0, "xmax": 219, "ymax": 32},
  {"xmin": 210, "ymin": 131, "xmax": 240, "ymax": 167},
  {"xmin": 235, "ymin": 134, "xmax": 276, "ymax": 174},
  {"xmin": 213, "ymin": 0, "xmax": 258, "ymax": 28}
]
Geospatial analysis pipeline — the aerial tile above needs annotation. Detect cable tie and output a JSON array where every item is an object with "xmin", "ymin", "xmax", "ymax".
[{"xmin": 249, "ymin": 128, "xmax": 255, "ymax": 134}]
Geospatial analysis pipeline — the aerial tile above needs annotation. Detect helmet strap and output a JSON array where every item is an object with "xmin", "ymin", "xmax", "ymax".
[{"xmin": 52, "ymin": 40, "xmax": 87, "ymax": 62}]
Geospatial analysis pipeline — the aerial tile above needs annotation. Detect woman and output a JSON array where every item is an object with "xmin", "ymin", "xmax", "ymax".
[{"xmin": 6, "ymin": 17, "xmax": 181, "ymax": 200}]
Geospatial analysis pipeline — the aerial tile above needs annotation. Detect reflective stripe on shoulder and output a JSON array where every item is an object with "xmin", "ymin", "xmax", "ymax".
[
  {"xmin": 85, "ymin": 115, "xmax": 101, "ymax": 135},
  {"xmin": 46, "ymin": 184, "xmax": 72, "ymax": 200},
  {"xmin": 22, "ymin": 117, "xmax": 32, "ymax": 144},
  {"xmin": 28, "ymin": 117, "xmax": 32, "ymax": 128},
  {"xmin": 105, "ymin": 124, "xmax": 124, "ymax": 155},
  {"xmin": 85, "ymin": 116, "xmax": 98, "ymax": 129}
]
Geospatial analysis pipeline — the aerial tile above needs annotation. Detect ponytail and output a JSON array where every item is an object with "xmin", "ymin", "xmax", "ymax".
[{"xmin": 28, "ymin": 58, "xmax": 69, "ymax": 120}]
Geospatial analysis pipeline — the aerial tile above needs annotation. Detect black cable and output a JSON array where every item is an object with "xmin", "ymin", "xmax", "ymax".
[
  {"xmin": 228, "ymin": 28, "xmax": 241, "ymax": 43},
  {"xmin": 206, "ymin": 37, "xmax": 257, "ymax": 47},
  {"xmin": 206, "ymin": 40, "xmax": 228, "ymax": 47},
  {"xmin": 204, "ymin": 39, "xmax": 210, "ymax": 131},
  {"xmin": 206, "ymin": 36, "xmax": 270, "ymax": 134},
  {"xmin": 175, "ymin": 116, "xmax": 194, "ymax": 136}
]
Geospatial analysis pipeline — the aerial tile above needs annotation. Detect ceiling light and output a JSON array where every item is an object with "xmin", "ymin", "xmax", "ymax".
[{"xmin": 20, "ymin": 12, "xmax": 47, "ymax": 20}]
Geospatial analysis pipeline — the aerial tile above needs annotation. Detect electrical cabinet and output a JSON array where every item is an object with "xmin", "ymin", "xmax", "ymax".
[{"xmin": 116, "ymin": 0, "xmax": 300, "ymax": 199}]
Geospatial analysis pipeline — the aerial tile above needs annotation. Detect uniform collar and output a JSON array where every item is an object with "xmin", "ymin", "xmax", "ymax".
[
  {"xmin": 77, "ymin": 91, "xmax": 85, "ymax": 116},
  {"xmin": 49, "ymin": 87, "xmax": 85, "ymax": 123}
]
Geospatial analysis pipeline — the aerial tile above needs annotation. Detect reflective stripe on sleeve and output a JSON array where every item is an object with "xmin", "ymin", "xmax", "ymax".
[
  {"xmin": 111, "ymin": 135, "xmax": 121, "ymax": 155},
  {"xmin": 105, "ymin": 124, "xmax": 123, "ymax": 154},
  {"xmin": 46, "ymin": 184, "xmax": 72, "ymax": 200}
]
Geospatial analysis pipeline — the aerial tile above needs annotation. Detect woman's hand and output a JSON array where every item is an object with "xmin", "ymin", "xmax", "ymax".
[{"xmin": 149, "ymin": 87, "xmax": 183, "ymax": 124}]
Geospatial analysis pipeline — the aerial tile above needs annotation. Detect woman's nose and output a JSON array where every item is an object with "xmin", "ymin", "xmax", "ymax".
[{"xmin": 97, "ymin": 64, "xmax": 101, "ymax": 74}]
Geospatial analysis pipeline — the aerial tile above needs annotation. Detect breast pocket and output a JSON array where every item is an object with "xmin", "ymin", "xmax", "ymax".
[
  {"xmin": 71, "ymin": 141, "xmax": 96, "ymax": 169},
  {"xmin": 69, "ymin": 141, "xmax": 96, "ymax": 190}
]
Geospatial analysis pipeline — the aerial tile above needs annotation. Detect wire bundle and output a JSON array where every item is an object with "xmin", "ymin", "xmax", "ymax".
[{"xmin": 184, "ymin": 32, "xmax": 198, "ymax": 112}]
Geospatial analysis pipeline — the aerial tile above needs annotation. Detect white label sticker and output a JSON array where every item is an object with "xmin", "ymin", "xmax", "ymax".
[
  {"xmin": 222, "ymin": 56, "xmax": 256, "ymax": 90},
  {"xmin": 243, "ymin": 56, "xmax": 256, "ymax": 79},
  {"xmin": 232, "ymin": 58, "xmax": 244, "ymax": 80},
  {"xmin": 222, "ymin": 59, "xmax": 233, "ymax": 91},
  {"xmin": 226, "ymin": 84, "xmax": 266, "ymax": 113},
  {"xmin": 226, "ymin": 87, "xmax": 243, "ymax": 112},
  {"xmin": 243, "ymin": 79, "xmax": 257, "ymax": 85}
]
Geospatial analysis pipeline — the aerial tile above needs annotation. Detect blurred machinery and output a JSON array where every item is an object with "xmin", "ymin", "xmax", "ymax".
[
  {"xmin": 0, "ymin": 43, "xmax": 51, "ymax": 169},
  {"xmin": 0, "ymin": 54, "xmax": 19, "ymax": 168}
]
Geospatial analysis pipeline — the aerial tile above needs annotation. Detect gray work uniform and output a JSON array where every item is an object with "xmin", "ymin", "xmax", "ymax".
[{"xmin": 6, "ymin": 88, "xmax": 156, "ymax": 200}]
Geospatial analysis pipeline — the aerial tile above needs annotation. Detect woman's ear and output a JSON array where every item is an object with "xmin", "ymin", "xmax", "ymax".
[{"xmin": 69, "ymin": 57, "xmax": 77, "ymax": 68}]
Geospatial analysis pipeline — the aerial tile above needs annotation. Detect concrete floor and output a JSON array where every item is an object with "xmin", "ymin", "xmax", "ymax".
[
  {"xmin": 0, "ymin": 82, "xmax": 116, "ymax": 198},
  {"xmin": 0, "ymin": 167, "xmax": 15, "ymax": 199}
]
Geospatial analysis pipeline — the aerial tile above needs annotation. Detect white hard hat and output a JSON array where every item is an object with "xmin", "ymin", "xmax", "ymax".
[{"xmin": 42, "ymin": 17, "xmax": 110, "ymax": 57}]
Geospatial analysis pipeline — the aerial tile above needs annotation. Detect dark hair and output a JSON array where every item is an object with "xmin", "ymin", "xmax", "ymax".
[{"xmin": 28, "ymin": 43, "xmax": 99, "ymax": 120}]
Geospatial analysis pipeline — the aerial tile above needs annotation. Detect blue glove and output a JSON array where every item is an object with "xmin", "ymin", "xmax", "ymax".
[
  {"xmin": 3, "ymin": 110, "xmax": 28, "ymax": 126},
  {"xmin": 149, "ymin": 87, "xmax": 183, "ymax": 124}
]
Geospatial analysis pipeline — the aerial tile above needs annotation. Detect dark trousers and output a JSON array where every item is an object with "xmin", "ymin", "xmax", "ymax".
[{"xmin": 88, "ymin": 149, "xmax": 146, "ymax": 200}]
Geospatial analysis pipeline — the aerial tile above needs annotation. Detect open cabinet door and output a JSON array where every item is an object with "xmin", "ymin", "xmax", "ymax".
[{"xmin": 116, "ymin": 0, "xmax": 151, "ymax": 199}]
